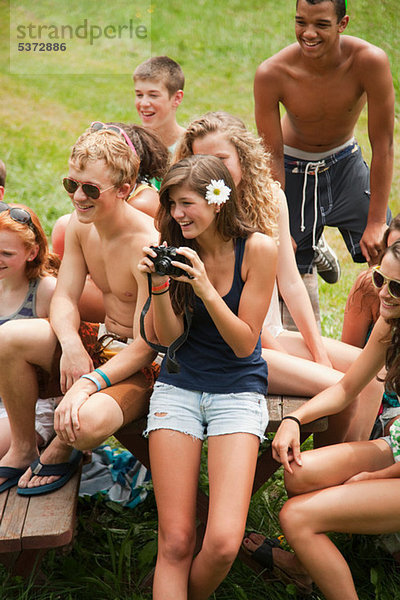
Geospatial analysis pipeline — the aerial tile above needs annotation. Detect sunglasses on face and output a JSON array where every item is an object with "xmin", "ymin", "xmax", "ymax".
[
  {"xmin": 372, "ymin": 266, "xmax": 400, "ymax": 299},
  {"xmin": 90, "ymin": 121, "xmax": 137, "ymax": 155},
  {"xmin": 62, "ymin": 177, "xmax": 115, "ymax": 200},
  {"xmin": 0, "ymin": 201, "xmax": 37, "ymax": 236}
]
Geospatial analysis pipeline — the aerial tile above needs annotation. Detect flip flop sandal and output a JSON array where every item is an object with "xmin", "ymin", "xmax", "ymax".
[
  {"xmin": 0, "ymin": 466, "xmax": 28, "ymax": 493},
  {"xmin": 17, "ymin": 449, "xmax": 82, "ymax": 496},
  {"xmin": 244, "ymin": 533, "xmax": 313, "ymax": 595}
]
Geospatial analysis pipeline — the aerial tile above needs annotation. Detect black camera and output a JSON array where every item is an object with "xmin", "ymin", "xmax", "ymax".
[{"xmin": 149, "ymin": 246, "xmax": 191, "ymax": 277}]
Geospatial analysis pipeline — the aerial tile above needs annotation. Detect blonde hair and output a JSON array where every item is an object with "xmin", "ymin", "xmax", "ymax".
[
  {"xmin": 175, "ymin": 111, "xmax": 279, "ymax": 241},
  {"xmin": 70, "ymin": 129, "xmax": 140, "ymax": 189}
]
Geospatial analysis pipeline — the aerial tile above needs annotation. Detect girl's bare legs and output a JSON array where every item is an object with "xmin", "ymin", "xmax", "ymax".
[
  {"xmin": 266, "ymin": 332, "xmax": 383, "ymax": 443},
  {"xmin": 280, "ymin": 440, "xmax": 397, "ymax": 600},
  {"xmin": 188, "ymin": 433, "xmax": 259, "ymax": 600},
  {"xmin": 149, "ymin": 429, "xmax": 202, "ymax": 600}
]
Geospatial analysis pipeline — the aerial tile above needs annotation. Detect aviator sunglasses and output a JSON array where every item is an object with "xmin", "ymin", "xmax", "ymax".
[
  {"xmin": 372, "ymin": 265, "xmax": 400, "ymax": 299},
  {"xmin": 62, "ymin": 177, "xmax": 115, "ymax": 199},
  {"xmin": 90, "ymin": 121, "xmax": 137, "ymax": 155},
  {"xmin": 0, "ymin": 201, "xmax": 37, "ymax": 236}
]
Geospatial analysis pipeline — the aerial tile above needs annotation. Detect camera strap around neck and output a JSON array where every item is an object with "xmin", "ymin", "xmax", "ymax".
[{"xmin": 140, "ymin": 273, "xmax": 192, "ymax": 374}]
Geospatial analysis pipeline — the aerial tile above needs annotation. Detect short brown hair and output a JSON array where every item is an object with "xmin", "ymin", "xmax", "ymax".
[{"xmin": 133, "ymin": 56, "xmax": 185, "ymax": 96}]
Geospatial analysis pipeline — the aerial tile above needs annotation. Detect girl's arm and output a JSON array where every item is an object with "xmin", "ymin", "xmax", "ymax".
[
  {"xmin": 176, "ymin": 233, "xmax": 278, "ymax": 358},
  {"xmin": 275, "ymin": 188, "xmax": 331, "ymax": 366},
  {"xmin": 35, "ymin": 275, "xmax": 57, "ymax": 318},
  {"xmin": 138, "ymin": 246, "xmax": 184, "ymax": 346},
  {"xmin": 272, "ymin": 316, "xmax": 390, "ymax": 472}
]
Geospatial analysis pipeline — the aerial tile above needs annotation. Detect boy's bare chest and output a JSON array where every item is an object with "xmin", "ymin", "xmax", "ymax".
[
  {"xmin": 282, "ymin": 66, "xmax": 365, "ymax": 125},
  {"xmin": 83, "ymin": 238, "xmax": 138, "ymax": 300}
]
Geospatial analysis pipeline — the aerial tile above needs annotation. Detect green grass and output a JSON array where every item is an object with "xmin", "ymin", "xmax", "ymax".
[{"xmin": 1, "ymin": 0, "xmax": 400, "ymax": 598}]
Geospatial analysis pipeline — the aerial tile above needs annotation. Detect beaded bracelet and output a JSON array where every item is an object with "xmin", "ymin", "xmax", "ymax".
[
  {"xmin": 281, "ymin": 415, "xmax": 301, "ymax": 428},
  {"xmin": 152, "ymin": 279, "xmax": 170, "ymax": 294},
  {"xmin": 81, "ymin": 373, "xmax": 101, "ymax": 392},
  {"xmin": 94, "ymin": 368, "xmax": 111, "ymax": 388}
]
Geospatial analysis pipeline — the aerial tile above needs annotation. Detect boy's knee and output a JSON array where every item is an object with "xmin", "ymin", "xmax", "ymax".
[{"xmin": 74, "ymin": 396, "xmax": 124, "ymax": 450}]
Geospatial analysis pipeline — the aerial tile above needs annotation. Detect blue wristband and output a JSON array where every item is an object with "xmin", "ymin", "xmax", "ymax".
[
  {"xmin": 81, "ymin": 373, "xmax": 101, "ymax": 392},
  {"xmin": 94, "ymin": 368, "xmax": 111, "ymax": 388}
]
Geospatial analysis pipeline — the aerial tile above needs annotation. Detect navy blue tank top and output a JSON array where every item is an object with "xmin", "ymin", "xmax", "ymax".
[
  {"xmin": 0, "ymin": 279, "xmax": 39, "ymax": 326},
  {"xmin": 158, "ymin": 237, "xmax": 268, "ymax": 394}
]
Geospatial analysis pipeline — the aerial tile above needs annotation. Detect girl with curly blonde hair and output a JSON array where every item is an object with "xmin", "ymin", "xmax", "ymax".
[{"xmin": 175, "ymin": 112, "xmax": 382, "ymax": 453}]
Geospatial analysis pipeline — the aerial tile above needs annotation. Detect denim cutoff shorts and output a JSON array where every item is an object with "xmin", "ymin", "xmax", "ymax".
[{"xmin": 144, "ymin": 382, "xmax": 269, "ymax": 441}]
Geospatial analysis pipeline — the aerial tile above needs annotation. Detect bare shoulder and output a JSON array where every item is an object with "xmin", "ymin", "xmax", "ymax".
[
  {"xmin": 255, "ymin": 44, "xmax": 298, "ymax": 87},
  {"xmin": 36, "ymin": 275, "xmax": 57, "ymax": 317},
  {"xmin": 344, "ymin": 35, "xmax": 391, "ymax": 71},
  {"xmin": 245, "ymin": 231, "xmax": 278, "ymax": 259},
  {"xmin": 125, "ymin": 206, "xmax": 158, "ymax": 246}
]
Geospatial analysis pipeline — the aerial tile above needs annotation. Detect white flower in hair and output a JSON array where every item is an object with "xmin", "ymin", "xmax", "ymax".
[{"xmin": 205, "ymin": 179, "xmax": 231, "ymax": 206}]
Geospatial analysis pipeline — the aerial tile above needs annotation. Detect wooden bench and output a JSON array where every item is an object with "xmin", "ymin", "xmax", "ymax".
[
  {"xmin": 0, "ymin": 466, "xmax": 81, "ymax": 578},
  {"xmin": 0, "ymin": 395, "xmax": 326, "ymax": 581}
]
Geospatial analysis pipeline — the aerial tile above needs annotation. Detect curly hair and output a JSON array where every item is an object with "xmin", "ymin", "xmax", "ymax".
[
  {"xmin": 174, "ymin": 112, "xmax": 279, "ymax": 241},
  {"xmin": 380, "ymin": 241, "xmax": 400, "ymax": 394},
  {"xmin": 0, "ymin": 204, "xmax": 59, "ymax": 279},
  {"xmin": 157, "ymin": 155, "xmax": 256, "ymax": 315}
]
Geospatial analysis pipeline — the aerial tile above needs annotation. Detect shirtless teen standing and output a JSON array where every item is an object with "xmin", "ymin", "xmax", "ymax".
[{"xmin": 254, "ymin": 0, "xmax": 394, "ymax": 277}]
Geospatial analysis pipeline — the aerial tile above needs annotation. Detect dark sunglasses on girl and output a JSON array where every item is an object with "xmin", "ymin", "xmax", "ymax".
[
  {"xmin": 0, "ymin": 201, "xmax": 37, "ymax": 235},
  {"xmin": 372, "ymin": 265, "xmax": 400, "ymax": 299},
  {"xmin": 62, "ymin": 177, "xmax": 115, "ymax": 200}
]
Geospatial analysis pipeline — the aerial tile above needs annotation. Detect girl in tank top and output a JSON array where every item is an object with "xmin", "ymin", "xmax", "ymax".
[
  {"xmin": 174, "ymin": 111, "xmax": 383, "ymax": 447},
  {"xmin": 0, "ymin": 202, "xmax": 59, "ymax": 461},
  {"xmin": 138, "ymin": 155, "xmax": 277, "ymax": 600}
]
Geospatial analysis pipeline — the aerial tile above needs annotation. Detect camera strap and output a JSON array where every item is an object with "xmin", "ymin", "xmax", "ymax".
[{"xmin": 140, "ymin": 274, "xmax": 192, "ymax": 374}]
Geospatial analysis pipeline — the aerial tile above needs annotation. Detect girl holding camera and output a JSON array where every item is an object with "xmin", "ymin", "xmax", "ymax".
[
  {"xmin": 139, "ymin": 154, "xmax": 277, "ymax": 600},
  {"xmin": 175, "ymin": 111, "xmax": 382, "ymax": 446}
]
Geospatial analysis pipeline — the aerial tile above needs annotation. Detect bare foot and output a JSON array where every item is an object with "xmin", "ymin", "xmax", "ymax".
[
  {"xmin": 18, "ymin": 437, "xmax": 73, "ymax": 489},
  {"xmin": 0, "ymin": 447, "xmax": 38, "ymax": 487}
]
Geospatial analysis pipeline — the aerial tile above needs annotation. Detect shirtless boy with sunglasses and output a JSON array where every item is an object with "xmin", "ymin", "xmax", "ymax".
[{"xmin": 0, "ymin": 127, "xmax": 158, "ymax": 494}]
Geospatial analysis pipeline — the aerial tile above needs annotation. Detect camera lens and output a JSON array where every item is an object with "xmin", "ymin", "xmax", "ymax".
[{"xmin": 155, "ymin": 258, "xmax": 172, "ymax": 276}]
